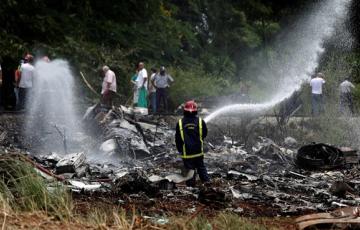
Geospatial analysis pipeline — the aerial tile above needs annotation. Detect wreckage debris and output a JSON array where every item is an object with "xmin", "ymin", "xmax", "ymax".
[
  {"xmin": 84, "ymin": 104, "xmax": 173, "ymax": 159},
  {"xmin": 341, "ymin": 146, "xmax": 359, "ymax": 164},
  {"xmin": 69, "ymin": 180, "xmax": 102, "ymax": 192},
  {"xmin": 8, "ymin": 103, "xmax": 360, "ymax": 218},
  {"xmin": 198, "ymin": 186, "xmax": 227, "ymax": 206},
  {"xmin": 113, "ymin": 170, "xmax": 159, "ymax": 196},
  {"xmin": 284, "ymin": 136, "xmax": 297, "ymax": 148},
  {"xmin": 55, "ymin": 152, "xmax": 86, "ymax": 174},
  {"xmin": 296, "ymin": 143, "xmax": 345, "ymax": 170},
  {"xmin": 29, "ymin": 129, "xmax": 360, "ymax": 216},
  {"xmin": 329, "ymin": 181, "xmax": 355, "ymax": 198}
]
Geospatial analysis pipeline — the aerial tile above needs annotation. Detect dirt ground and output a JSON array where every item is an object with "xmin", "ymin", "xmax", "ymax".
[
  {"xmin": 0, "ymin": 212, "xmax": 93, "ymax": 230},
  {"xmin": 0, "ymin": 202, "xmax": 297, "ymax": 230},
  {"xmin": 71, "ymin": 193, "xmax": 298, "ymax": 229}
]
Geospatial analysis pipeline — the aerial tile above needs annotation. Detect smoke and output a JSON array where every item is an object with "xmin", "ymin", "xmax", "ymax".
[{"xmin": 205, "ymin": 0, "xmax": 352, "ymax": 123}]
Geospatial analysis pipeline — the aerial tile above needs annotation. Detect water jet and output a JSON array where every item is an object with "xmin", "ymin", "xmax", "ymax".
[{"xmin": 205, "ymin": 0, "xmax": 352, "ymax": 123}]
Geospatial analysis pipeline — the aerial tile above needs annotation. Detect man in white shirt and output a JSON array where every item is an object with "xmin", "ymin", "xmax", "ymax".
[
  {"xmin": 136, "ymin": 62, "xmax": 148, "ymax": 108},
  {"xmin": 310, "ymin": 72, "xmax": 325, "ymax": 116},
  {"xmin": 339, "ymin": 77, "xmax": 355, "ymax": 115},
  {"xmin": 101, "ymin": 65, "xmax": 117, "ymax": 107},
  {"xmin": 153, "ymin": 66, "xmax": 174, "ymax": 113},
  {"xmin": 137, "ymin": 62, "xmax": 148, "ymax": 89},
  {"xmin": 18, "ymin": 54, "xmax": 35, "ymax": 110}
]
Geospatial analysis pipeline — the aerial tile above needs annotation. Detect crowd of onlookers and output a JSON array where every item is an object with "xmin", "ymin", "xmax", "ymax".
[
  {"xmin": 0, "ymin": 54, "xmax": 356, "ymax": 116},
  {"xmin": 0, "ymin": 55, "xmax": 174, "ymax": 114},
  {"xmin": 0, "ymin": 54, "xmax": 46, "ymax": 111},
  {"xmin": 101, "ymin": 62, "xmax": 174, "ymax": 114}
]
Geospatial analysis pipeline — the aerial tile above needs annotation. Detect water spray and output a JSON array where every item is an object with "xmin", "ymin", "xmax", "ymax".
[
  {"xmin": 25, "ymin": 59, "xmax": 82, "ymax": 153},
  {"xmin": 205, "ymin": 0, "xmax": 352, "ymax": 123}
]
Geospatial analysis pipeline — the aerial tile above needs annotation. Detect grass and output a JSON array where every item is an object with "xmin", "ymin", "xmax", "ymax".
[
  {"xmin": 0, "ymin": 155, "xmax": 72, "ymax": 220},
  {"xmin": 168, "ymin": 214, "xmax": 289, "ymax": 230}
]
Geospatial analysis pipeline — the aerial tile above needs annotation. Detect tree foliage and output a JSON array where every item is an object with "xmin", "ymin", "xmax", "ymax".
[{"xmin": 1, "ymin": 0, "xmax": 356, "ymax": 106}]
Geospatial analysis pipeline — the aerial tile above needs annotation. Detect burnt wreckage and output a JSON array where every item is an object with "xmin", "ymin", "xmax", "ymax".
[{"xmin": 16, "ymin": 105, "xmax": 360, "ymax": 216}]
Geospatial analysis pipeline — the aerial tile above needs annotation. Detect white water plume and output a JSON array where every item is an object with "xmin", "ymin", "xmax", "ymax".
[
  {"xmin": 26, "ymin": 59, "xmax": 82, "ymax": 152},
  {"xmin": 205, "ymin": 0, "xmax": 352, "ymax": 123}
]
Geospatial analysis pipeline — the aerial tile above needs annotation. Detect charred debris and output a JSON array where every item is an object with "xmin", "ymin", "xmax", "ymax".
[{"xmin": 1, "ymin": 104, "xmax": 360, "ymax": 217}]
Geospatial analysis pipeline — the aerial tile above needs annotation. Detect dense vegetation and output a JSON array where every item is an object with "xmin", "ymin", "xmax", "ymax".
[{"xmin": 0, "ymin": 0, "xmax": 359, "ymax": 108}]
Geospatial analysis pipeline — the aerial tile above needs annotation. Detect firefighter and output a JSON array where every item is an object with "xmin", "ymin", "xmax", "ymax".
[{"xmin": 175, "ymin": 100, "xmax": 210, "ymax": 187}]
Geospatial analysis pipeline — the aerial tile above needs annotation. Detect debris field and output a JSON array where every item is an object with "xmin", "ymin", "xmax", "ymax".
[{"xmin": 1, "ymin": 105, "xmax": 360, "ymax": 221}]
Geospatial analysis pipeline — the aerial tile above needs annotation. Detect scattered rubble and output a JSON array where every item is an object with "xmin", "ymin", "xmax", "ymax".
[
  {"xmin": 83, "ymin": 104, "xmax": 173, "ymax": 159},
  {"xmin": 284, "ymin": 136, "xmax": 298, "ymax": 148},
  {"xmin": 329, "ymin": 181, "xmax": 355, "ymax": 198},
  {"xmin": 2, "ymin": 105, "xmax": 360, "ymax": 218},
  {"xmin": 55, "ymin": 152, "xmax": 86, "ymax": 174},
  {"xmin": 296, "ymin": 143, "xmax": 344, "ymax": 170}
]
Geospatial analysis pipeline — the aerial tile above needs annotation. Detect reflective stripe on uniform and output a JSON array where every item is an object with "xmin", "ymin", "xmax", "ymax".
[
  {"xmin": 199, "ymin": 118, "xmax": 203, "ymax": 154},
  {"xmin": 182, "ymin": 152, "xmax": 204, "ymax": 159},
  {"xmin": 178, "ymin": 118, "xmax": 204, "ymax": 159},
  {"xmin": 178, "ymin": 119, "xmax": 187, "ymax": 157}
]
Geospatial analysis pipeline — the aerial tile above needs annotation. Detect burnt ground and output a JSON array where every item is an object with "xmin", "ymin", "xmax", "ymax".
[
  {"xmin": 0, "ymin": 209, "xmax": 297, "ymax": 230},
  {"xmin": 4, "ymin": 109, "xmax": 360, "ymax": 229},
  {"xmin": 0, "ymin": 112, "xmax": 301, "ymax": 229},
  {"xmin": 0, "ymin": 113, "xmax": 26, "ymax": 149},
  {"xmin": 70, "ymin": 193, "xmax": 297, "ymax": 229}
]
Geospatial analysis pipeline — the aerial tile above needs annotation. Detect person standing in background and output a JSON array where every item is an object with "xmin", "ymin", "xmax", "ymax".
[
  {"xmin": 148, "ymin": 67, "xmax": 157, "ymax": 113},
  {"xmin": 18, "ymin": 54, "xmax": 34, "ymax": 110},
  {"xmin": 136, "ymin": 62, "xmax": 148, "ymax": 108},
  {"xmin": 101, "ymin": 65, "xmax": 117, "ymax": 107},
  {"xmin": 310, "ymin": 72, "xmax": 325, "ymax": 116},
  {"xmin": 339, "ymin": 77, "xmax": 355, "ymax": 115},
  {"xmin": 154, "ymin": 66, "xmax": 174, "ymax": 113}
]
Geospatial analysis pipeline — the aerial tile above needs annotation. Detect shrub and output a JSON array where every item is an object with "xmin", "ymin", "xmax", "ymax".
[{"xmin": 169, "ymin": 67, "xmax": 232, "ymax": 107}]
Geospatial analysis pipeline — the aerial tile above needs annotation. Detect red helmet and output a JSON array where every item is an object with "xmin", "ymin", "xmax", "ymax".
[{"xmin": 184, "ymin": 100, "xmax": 198, "ymax": 112}]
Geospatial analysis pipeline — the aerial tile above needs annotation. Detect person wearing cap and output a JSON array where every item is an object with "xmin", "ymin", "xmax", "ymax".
[
  {"xmin": 339, "ymin": 77, "xmax": 355, "ymax": 115},
  {"xmin": 18, "ymin": 54, "xmax": 34, "ymax": 110},
  {"xmin": 101, "ymin": 65, "xmax": 117, "ymax": 107},
  {"xmin": 310, "ymin": 72, "xmax": 325, "ymax": 116},
  {"xmin": 153, "ymin": 66, "xmax": 174, "ymax": 113},
  {"xmin": 175, "ymin": 100, "xmax": 209, "ymax": 187}
]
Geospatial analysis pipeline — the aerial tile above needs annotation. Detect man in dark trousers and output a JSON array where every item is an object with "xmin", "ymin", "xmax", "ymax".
[
  {"xmin": 17, "ymin": 54, "xmax": 34, "ymax": 110},
  {"xmin": 175, "ymin": 100, "xmax": 210, "ymax": 187},
  {"xmin": 153, "ymin": 66, "xmax": 173, "ymax": 113}
]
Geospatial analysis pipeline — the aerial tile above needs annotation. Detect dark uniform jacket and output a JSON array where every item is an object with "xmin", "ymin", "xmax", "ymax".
[{"xmin": 175, "ymin": 115, "xmax": 207, "ymax": 158}]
